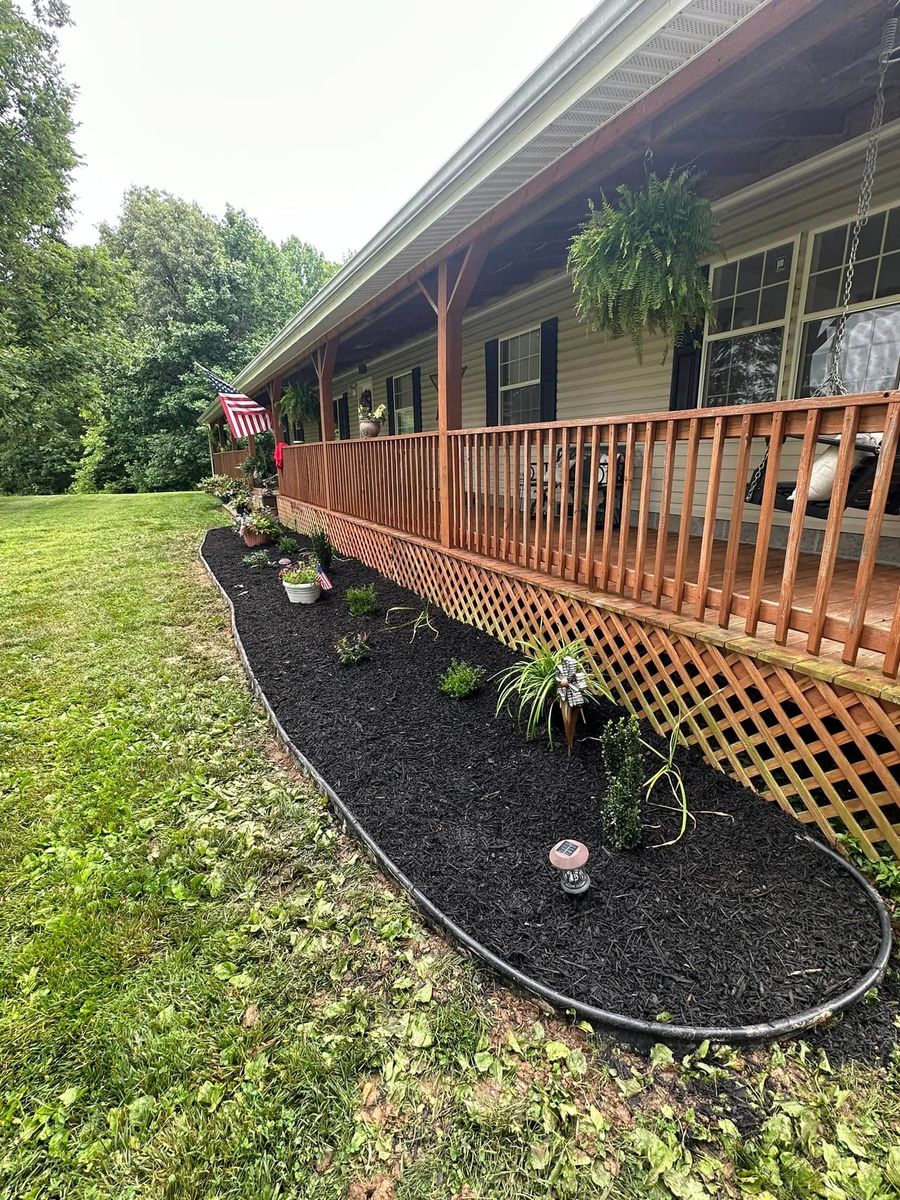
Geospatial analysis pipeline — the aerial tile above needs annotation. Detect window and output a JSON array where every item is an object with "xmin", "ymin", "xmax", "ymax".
[
  {"xmin": 499, "ymin": 327, "xmax": 541, "ymax": 424},
  {"xmin": 701, "ymin": 243, "xmax": 795, "ymax": 407},
  {"xmin": 392, "ymin": 371, "xmax": 416, "ymax": 434},
  {"xmin": 797, "ymin": 204, "xmax": 900, "ymax": 395}
]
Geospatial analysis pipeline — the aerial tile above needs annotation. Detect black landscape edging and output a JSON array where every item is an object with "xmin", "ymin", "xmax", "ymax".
[{"xmin": 198, "ymin": 536, "xmax": 892, "ymax": 1049}]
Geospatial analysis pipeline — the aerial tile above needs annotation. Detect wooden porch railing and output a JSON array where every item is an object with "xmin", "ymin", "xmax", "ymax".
[
  {"xmin": 279, "ymin": 391, "xmax": 900, "ymax": 677},
  {"xmin": 211, "ymin": 449, "xmax": 248, "ymax": 479}
]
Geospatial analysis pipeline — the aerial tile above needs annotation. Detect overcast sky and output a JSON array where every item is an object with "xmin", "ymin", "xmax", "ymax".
[{"xmin": 59, "ymin": 0, "xmax": 596, "ymax": 260}]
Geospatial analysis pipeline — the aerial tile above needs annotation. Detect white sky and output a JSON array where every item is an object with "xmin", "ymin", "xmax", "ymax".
[{"xmin": 59, "ymin": 0, "xmax": 596, "ymax": 259}]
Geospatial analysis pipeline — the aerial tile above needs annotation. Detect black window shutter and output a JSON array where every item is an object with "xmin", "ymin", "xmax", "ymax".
[
  {"xmin": 386, "ymin": 377, "xmax": 395, "ymax": 434},
  {"xmin": 338, "ymin": 392, "xmax": 350, "ymax": 439},
  {"xmin": 411, "ymin": 367, "xmax": 422, "ymax": 433},
  {"xmin": 539, "ymin": 318, "xmax": 558, "ymax": 422},
  {"xmin": 484, "ymin": 339, "xmax": 499, "ymax": 425},
  {"xmin": 669, "ymin": 324, "xmax": 703, "ymax": 411}
]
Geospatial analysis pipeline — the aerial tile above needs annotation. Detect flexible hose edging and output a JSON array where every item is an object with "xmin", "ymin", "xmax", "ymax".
[{"xmin": 199, "ymin": 535, "xmax": 893, "ymax": 1048}]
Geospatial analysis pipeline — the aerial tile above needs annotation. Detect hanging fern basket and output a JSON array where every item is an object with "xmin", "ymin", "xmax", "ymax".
[{"xmin": 567, "ymin": 169, "xmax": 718, "ymax": 361}]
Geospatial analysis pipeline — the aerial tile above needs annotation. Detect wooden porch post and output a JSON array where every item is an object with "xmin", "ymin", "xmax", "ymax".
[
  {"xmin": 268, "ymin": 374, "xmax": 284, "ymax": 443},
  {"xmin": 207, "ymin": 427, "xmax": 216, "ymax": 474},
  {"xmin": 313, "ymin": 339, "xmax": 338, "ymax": 508},
  {"xmin": 429, "ymin": 237, "xmax": 491, "ymax": 547}
]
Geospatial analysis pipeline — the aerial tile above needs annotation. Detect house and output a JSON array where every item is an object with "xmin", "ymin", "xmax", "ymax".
[{"xmin": 204, "ymin": 0, "xmax": 900, "ymax": 861}]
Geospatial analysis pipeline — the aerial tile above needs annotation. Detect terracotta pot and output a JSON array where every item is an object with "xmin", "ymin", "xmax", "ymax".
[
  {"xmin": 242, "ymin": 530, "xmax": 271, "ymax": 547},
  {"xmin": 359, "ymin": 418, "xmax": 381, "ymax": 439}
]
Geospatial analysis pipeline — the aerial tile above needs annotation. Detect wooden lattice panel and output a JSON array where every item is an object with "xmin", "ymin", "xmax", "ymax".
[{"xmin": 279, "ymin": 497, "xmax": 900, "ymax": 861}]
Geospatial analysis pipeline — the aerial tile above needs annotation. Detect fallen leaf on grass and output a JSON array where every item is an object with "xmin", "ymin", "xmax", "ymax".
[
  {"xmin": 241, "ymin": 1003, "xmax": 259, "ymax": 1028},
  {"xmin": 314, "ymin": 1149, "xmax": 334, "ymax": 1173}
]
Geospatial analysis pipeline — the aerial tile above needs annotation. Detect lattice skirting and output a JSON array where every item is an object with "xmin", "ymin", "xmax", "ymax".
[{"xmin": 280, "ymin": 497, "xmax": 900, "ymax": 862}]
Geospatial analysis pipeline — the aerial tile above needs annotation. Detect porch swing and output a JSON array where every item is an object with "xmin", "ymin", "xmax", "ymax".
[{"xmin": 745, "ymin": 3, "xmax": 900, "ymax": 519}]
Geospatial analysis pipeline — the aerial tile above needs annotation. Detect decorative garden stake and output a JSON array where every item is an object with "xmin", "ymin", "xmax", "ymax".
[
  {"xmin": 549, "ymin": 839, "xmax": 590, "ymax": 895},
  {"xmin": 555, "ymin": 656, "xmax": 587, "ymax": 753}
]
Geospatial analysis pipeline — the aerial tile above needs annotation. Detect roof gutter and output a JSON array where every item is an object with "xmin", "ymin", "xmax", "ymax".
[{"xmin": 231, "ymin": 0, "xmax": 655, "ymax": 392}]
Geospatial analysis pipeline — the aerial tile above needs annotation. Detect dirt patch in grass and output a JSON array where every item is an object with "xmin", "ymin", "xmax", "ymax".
[{"xmin": 202, "ymin": 526, "xmax": 895, "ymax": 1053}]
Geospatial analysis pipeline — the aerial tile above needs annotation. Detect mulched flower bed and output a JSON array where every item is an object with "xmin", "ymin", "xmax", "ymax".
[{"xmin": 202, "ymin": 526, "xmax": 896, "ymax": 1052}]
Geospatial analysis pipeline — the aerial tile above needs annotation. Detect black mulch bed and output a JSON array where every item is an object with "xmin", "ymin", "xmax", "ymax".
[{"xmin": 202, "ymin": 526, "xmax": 897, "ymax": 1059}]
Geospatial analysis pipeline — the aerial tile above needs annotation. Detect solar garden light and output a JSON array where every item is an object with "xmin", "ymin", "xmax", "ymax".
[{"xmin": 549, "ymin": 839, "xmax": 590, "ymax": 895}]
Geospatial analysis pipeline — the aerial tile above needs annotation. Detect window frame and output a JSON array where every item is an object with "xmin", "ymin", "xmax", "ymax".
[
  {"xmin": 391, "ymin": 369, "xmax": 416, "ymax": 435},
  {"xmin": 697, "ymin": 234, "xmax": 801, "ymax": 410},
  {"xmin": 791, "ymin": 199, "xmax": 900, "ymax": 397},
  {"xmin": 497, "ymin": 323, "xmax": 542, "ymax": 426}
]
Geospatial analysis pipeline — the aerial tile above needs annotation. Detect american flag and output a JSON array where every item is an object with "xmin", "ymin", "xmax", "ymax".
[
  {"xmin": 195, "ymin": 362, "xmax": 272, "ymax": 440},
  {"xmin": 316, "ymin": 568, "xmax": 333, "ymax": 591}
]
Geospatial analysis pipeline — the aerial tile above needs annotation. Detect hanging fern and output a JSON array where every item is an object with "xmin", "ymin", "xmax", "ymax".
[
  {"xmin": 567, "ymin": 169, "xmax": 718, "ymax": 361},
  {"xmin": 281, "ymin": 380, "xmax": 320, "ymax": 434}
]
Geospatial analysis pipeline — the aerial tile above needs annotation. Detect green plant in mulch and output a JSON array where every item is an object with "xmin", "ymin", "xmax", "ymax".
[
  {"xmin": 242, "ymin": 550, "xmax": 273, "ymax": 569},
  {"xmin": 335, "ymin": 632, "xmax": 371, "ymax": 666},
  {"xmin": 495, "ymin": 639, "xmax": 609, "ymax": 744},
  {"xmin": 385, "ymin": 601, "xmax": 438, "ymax": 642},
  {"xmin": 346, "ymin": 584, "xmax": 377, "ymax": 616},
  {"xmin": 598, "ymin": 714, "xmax": 643, "ymax": 850},
  {"xmin": 439, "ymin": 659, "xmax": 486, "ymax": 700},
  {"xmin": 567, "ymin": 167, "xmax": 717, "ymax": 361},
  {"xmin": 310, "ymin": 525, "xmax": 334, "ymax": 571},
  {"xmin": 278, "ymin": 536, "xmax": 299, "ymax": 555}
]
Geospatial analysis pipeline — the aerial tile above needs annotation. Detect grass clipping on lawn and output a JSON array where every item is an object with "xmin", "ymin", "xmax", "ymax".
[{"xmin": 0, "ymin": 492, "xmax": 897, "ymax": 1200}]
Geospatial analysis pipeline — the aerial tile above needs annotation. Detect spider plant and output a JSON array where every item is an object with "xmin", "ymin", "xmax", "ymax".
[{"xmin": 495, "ymin": 639, "xmax": 609, "ymax": 744}]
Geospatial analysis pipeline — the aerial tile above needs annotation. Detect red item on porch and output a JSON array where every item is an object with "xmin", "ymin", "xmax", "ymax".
[{"xmin": 274, "ymin": 442, "xmax": 288, "ymax": 470}]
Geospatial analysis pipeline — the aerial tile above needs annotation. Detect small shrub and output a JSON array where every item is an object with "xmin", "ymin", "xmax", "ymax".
[
  {"xmin": 242, "ymin": 550, "xmax": 272, "ymax": 569},
  {"xmin": 439, "ymin": 659, "xmax": 486, "ymax": 700},
  {"xmin": 346, "ymin": 584, "xmax": 377, "ymax": 616},
  {"xmin": 278, "ymin": 536, "xmax": 299, "ymax": 554},
  {"xmin": 598, "ymin": 715, "xmax": 643, "ymax": 850},
  {"xmin": 335, "ymin": 633, "xmax": 370, "ymax": 666},
  {"xmin": 495, "ymin": 639, "xmax": 609, "ymax": 743},
  {"xmin": 310, "ymin": 525, "xmax": 334, "ymax": 570}
]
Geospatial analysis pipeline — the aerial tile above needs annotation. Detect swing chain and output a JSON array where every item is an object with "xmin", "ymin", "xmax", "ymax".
[{"xmin": 819, "ymin": 7, "xmax": 898, "ymax": 395}]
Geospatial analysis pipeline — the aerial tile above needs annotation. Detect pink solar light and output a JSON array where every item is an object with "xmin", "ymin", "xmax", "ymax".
[{"xmin": 549, "ymin": 839, "xmax": 590, "ymax": 895}]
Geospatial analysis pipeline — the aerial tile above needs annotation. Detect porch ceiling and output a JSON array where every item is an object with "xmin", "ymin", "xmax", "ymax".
[{"xmin": 301, "ymin": 0, "xmax": 900, "ymax": 382}]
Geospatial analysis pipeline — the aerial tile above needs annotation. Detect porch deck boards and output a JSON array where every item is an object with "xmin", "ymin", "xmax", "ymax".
[{"xmin": 474, "ymin": 514, "xmax": 899, "ymax": 673}]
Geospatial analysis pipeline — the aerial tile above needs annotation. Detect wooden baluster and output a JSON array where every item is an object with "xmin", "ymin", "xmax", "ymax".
[
  {"xmin": 598, "ymin": 423, "xmax": 617, "ymax": 591},
  {"xmin": 533, "ymin": 429, "xmax": 544, "ymax": 571},
  {"xmin": 493, "ymin": 431, "xmax": 501, "ymax": 558},
  {"xmin": 844, "ymin": 400, "xmax": 900, "ymax": 664},
  {"xmin": 774, "ymin": 407, "xmax": 820, "ymax": 643},
  {"xmin": 481, "ymin": 433, "xmax": 491, "ymax": 555},
  {"xmin": 652, "ymin": 420, "xmax": 677, "ymax": 608},
  {"xmin": 583, "ymin": 426, "xmax": 601, "ymax": 589},
  {"xmin": 632, "ymin": 421, "xmax": 656, "ymax": 601},
  {"xmin": 543, "ymin": 427, "xmax": 556, "ymax": 573},
  {"xmin": 672, "ymin": 417, "xmax": 700, "ymax": 615},
  {"xmin": 806, "ymin": 403, "xmax": 855, "ymax": 649},
  {"xmin": 569, "ymin": 426, "xmax": 585, "ymax": 583},
  {"xmin": 501, "ymin": 432, "xmax": 511, "ymax": 561},
  {"xmin": 556, "ymin": 426, "xmax": 570, "ymax": 578},
  {"xmin": 465, "ymin": 433, "xmax": 473, "ymax": 551},
  {"xmin": 520, "ymin": 429, "xmax": 529, "ymax": 569},
  {"xmin": 614, "ymin": 423, "xmax": 636, "ymax": 595},
  {"xmin": 745, "ymin": 409, "xmax": 786, "ymax": 636},
  {"xmin": 695, "ymin": 415, "xmax": 726, "ymax": 621},
  {"xmin": 718, "ymin": 413, "xmax": 754, "ymax": 627}
]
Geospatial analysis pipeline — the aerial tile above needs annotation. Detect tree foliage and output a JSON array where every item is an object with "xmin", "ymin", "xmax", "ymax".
[
  {"xmin": 567, "ymin": 169, "xmax": 718, "ymax": 361},
  {"xmin": 0, "ymin": 3, "xmax": 338, "ymax": 495}
]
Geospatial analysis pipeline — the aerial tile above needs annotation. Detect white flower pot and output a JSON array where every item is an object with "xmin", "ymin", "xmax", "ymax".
[{"xmin": 283, "ymin": 580, "xmax": 321, "ymax": 605}]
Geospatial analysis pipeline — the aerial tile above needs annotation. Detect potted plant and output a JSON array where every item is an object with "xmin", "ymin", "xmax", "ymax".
[
  {"xmin": 279, "ymin": 560, "xmax": 321, "ymax": 604},
  {"xmin": 358, "ymin": 389, "xmax": 387, "ymax": 438},
  {"xmin": 567, "ymin": 168, "xmax": 717, "ymax": 361},
  {"xmin": 239, "ymin": 508, "xmax": 278, "ymax": 547}
]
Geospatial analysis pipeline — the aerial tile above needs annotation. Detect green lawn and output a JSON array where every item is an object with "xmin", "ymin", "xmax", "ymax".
[{"xmin": 0, "ymin": 492, "xmax": 897, "ymax": 1200}]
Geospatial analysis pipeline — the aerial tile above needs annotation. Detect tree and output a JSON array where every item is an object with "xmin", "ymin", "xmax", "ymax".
[
  {"xmin": 74, "ymin": 190, "xmax": 338, "ymax": 493},
  {"xmin": 0, "ymin": 2, "xmax": 128, "ymax": 494}
]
